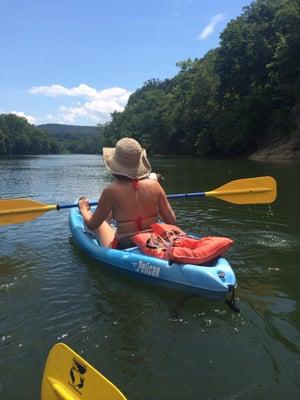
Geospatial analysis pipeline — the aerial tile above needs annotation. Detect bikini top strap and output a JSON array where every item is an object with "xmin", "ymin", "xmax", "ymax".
[
  {"xmin": 119, "ymin": 179, "xmax": 151, "ymax": 230},
  {"xmin": 132, "ymin": 179, "xmax": 139, "ymax": 190},
  {"xmin": 135, "ymin": 216, "xmax": 143, "ymax": 231}
]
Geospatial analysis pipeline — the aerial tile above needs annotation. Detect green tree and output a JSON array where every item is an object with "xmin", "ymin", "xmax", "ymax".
[{"xmin": 0, "ymin": 114, "xmax": 58, "ymax": 155}]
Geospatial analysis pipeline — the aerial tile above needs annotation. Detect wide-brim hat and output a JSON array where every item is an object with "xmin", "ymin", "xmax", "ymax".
[{"xmin": 103, "ymin": 137, "xmax": 152, "ymax": 179}]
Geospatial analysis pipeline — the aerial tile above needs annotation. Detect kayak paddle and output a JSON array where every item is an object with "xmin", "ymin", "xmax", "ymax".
[
  {"xmin": 167, "ymin": 176, "xmax": 277, "ymax": 204},
  {"xmin": 0, "ymin": 176, "xmax": 276, "ymax": 225},
  {"xmin": 41, "ymin": 343, "xmax": 127, "ymax": 400}
]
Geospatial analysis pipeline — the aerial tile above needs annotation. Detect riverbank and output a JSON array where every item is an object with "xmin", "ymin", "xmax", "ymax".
[{"xmin": 250, "ymin": 135, "xmax": 300, "ymax": 161}]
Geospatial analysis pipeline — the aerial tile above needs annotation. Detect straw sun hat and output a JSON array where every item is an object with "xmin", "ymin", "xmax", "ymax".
[{"xmin": 103, "ymin": 137, "xmax": 152, "ymax": 179}]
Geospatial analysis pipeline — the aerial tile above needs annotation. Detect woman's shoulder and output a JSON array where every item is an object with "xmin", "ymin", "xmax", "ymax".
[
  {"xmin": 104, "ymin": 181, "xmax": 121, "ymax": 192},
  {"xmin": 101, "ymin": 182, "xmax": 119, "ymax": 196},
  {"xmin": 105, "ymin": 179, "xmax": 132, "ymax": 193},
  {"xmin": 140, "ymin": 179, "xmax": 165, "ymax": 196},
  {"xmin": 106, "ymin": 177, "xmax": 161, "ymax": 191},
  {"xmin": 140, "ymin": 177, "xmax": 161, "ymax": 188}
]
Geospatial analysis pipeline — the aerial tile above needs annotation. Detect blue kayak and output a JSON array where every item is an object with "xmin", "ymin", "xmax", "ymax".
[{"xmin": 69, "ymin": 208, "xmax": 237, "ymax": 300}]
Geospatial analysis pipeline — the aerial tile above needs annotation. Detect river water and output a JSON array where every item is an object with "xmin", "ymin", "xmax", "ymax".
[{"xmin": 0, "ymin": 155, "xmax": 300, "ymax": 399}]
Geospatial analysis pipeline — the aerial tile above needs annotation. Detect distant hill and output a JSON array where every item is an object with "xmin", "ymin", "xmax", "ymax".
[
  {"xmin": 38, "ymin": 123, "xmax": 98, "ymax": 136},
  {"xmin": 38, "ymin": 123, "xmax": 103, "ymax": 154}
]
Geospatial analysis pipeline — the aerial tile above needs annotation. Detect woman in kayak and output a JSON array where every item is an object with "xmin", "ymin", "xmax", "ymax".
[{"xmin": 78, "ymin": 137, "xmax": 176, "ymax": 249}]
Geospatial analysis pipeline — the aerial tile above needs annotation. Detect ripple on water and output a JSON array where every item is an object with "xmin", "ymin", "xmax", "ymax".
[{"xmin": 254, "ymin": 230, "xmax": 299, "ymax": 250}]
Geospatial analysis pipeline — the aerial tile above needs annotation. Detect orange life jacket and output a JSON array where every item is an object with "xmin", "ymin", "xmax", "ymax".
[{"xmin": 132, "ymin": 223, "xmax": 234, "ymax": 265}]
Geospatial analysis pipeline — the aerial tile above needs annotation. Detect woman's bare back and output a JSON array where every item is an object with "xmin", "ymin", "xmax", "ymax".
[
  {"xmin": 79, "ymin": 177, "xmax": 175, "ymax": 247},
  {"xmin": 108, "ymin": 178, "xmax": 175, "ymax": 237}
]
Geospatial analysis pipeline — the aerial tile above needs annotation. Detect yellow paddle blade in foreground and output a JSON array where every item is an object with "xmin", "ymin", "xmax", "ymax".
[
  {"xmin": 41, "ymin": 343, "xmax": 127, "ymax": 400},
  {"xmin": 0, "ymin": 198, "xmax": 57, "ymax": 225},
  {"xmin": 206, "ymin": 176, "xmax": 277, "ymax": 204}
]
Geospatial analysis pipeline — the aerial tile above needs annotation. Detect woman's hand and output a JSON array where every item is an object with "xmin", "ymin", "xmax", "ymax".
[{"xmin": 78, "ymin": 196, "xmax": 90, "ymax": 213}]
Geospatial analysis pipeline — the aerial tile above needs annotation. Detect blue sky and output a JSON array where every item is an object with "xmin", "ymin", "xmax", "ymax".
[{"xmin": 0, "ymin": 0, "xmax": 252, "ymax": 126}]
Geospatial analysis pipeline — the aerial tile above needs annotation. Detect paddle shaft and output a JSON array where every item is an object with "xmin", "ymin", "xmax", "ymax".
[
  {"xmin": 57, "ymin": 186, "xmax": 271, "ymax": 209},
  {"xmin": 0, "ymin": 192, "xmax": 212, "ymax": 216},
  {"xmin": 57, "ymin": 192, "xmax": 206, "ymax": 209},
  {"xmin": 56, "ymin": 193, "xmax": 206, "ymax": 210}
]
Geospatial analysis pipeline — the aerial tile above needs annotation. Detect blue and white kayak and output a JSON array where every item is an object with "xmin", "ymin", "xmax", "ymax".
[{"xmin": 69, "ymin": 208, "xmax": 237, "ymax": 300}]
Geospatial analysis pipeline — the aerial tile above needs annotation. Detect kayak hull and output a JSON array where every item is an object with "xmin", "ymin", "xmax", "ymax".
[{"xmin": 69, "ymin": 208, "xmax": 237, "ymax": 300}]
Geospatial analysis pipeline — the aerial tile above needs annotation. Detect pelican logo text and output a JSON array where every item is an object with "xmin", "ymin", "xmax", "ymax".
[
  {"xmin": 137, "ymin": 261, "xmax": 160, "ymax": 277},
  {"xmin": 69, "ymin": 358, "xmax": 87, "ymax": 394}
]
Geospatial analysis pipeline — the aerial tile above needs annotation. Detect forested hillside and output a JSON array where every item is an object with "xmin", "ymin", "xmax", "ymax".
[
  {"xmin": 0, "ymin": 114, "xmax": 59, "ymax": 155},
  {"xmin": 39, "ymin": 124, "xmax": 98, "ymax": 136},
  {"xmin": 102, "ymin": 0, "xmax": 300, "ymax": 157},
  {"xmin": 0, "ymin": 116, "xmax": 104, "ymax": 155},
  {"xmin": 39, "ymin": 124, "xmax": 103, "ymax": 154}
]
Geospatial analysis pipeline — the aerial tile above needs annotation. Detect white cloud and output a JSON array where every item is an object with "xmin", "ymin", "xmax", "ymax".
[
  {"xmin": 30, "ymin": 84, "xmax": 132, "ymax": 124},
  {"xmin": 11, "ymin": 111, "xmax": 37, "ymax": 125},
  {"xmin": 198, "ymin": 13, "xmax": 226, "ymax": 40},
  {"xmin": 30, "ymin": 83, "xmax": 98, "ymax": 98}
]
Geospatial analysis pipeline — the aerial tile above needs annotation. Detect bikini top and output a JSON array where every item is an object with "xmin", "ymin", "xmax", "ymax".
[{"xmin": 116, "ymin": 179, "xmax": 157, "ymax": 231}]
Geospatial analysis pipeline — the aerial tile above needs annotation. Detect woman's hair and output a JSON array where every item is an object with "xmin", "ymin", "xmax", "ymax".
[
  {"xmin": 112, "ymin": 174, "xmax": 132, "ymax": 181},
  {"xmin": 112, "ymin": 173, "xmax": 162, "ymax": 182}
]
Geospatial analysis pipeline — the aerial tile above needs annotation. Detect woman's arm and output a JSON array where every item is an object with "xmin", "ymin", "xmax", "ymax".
[
  {"xmin": 79, "ymin": 187, "xmax": 112, "ymax": 231},
  {"xmin": 158, "ymin": 184, "xmax": 176, "ymax": 224}
]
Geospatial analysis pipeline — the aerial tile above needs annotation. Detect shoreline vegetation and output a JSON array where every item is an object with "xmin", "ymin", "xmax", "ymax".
[{"xmin": 1, "ymin": 0, "xmax": 299, "ymax": 160}]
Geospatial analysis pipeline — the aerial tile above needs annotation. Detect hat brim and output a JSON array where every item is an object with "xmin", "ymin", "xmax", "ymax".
[{"xmin": 103, "ymin": 147, "xmax": 151, "ymax": 179}]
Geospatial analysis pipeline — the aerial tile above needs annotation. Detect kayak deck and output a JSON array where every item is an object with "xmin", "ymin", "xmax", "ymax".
[{"xmin": 69, "ymin": 208, "xmax": 237, "ymax": 300}]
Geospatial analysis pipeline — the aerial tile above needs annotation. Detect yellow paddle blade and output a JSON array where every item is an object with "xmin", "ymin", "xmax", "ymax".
[
  {"xmin": 0, "ymin": 198, "xmax": 57, "ymax": 225},
  {"xmin": 206, "ymin": 176, "xmax": 277, "ymax": 204},
  {"xmin": 41, "ymin": 343, "xmax": 127, "ymax": 400}
]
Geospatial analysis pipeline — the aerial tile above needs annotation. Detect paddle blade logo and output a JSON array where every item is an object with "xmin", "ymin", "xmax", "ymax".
[{"xmin": 69, "ymin": 357, "xmax": 87, "ymax": 394}]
